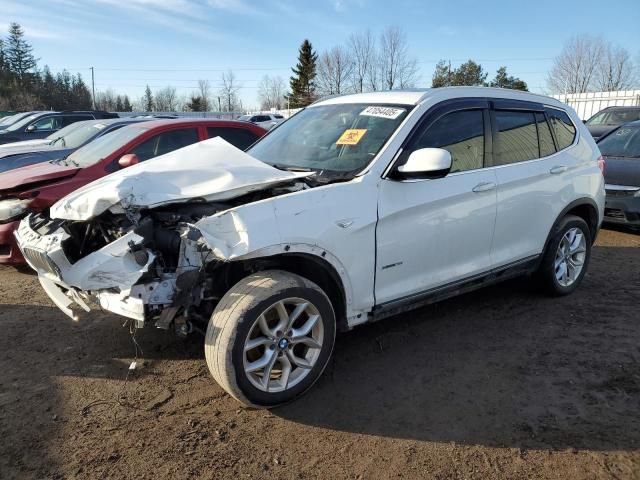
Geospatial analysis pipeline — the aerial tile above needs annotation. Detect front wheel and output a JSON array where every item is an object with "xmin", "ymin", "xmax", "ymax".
[
  {"xmin": 204, "ymin": 270, "xmax": 336, "ymax": 408},
  {"xmin": 535, "ymin": 215, "xmax": 592, "ymax": 296}
]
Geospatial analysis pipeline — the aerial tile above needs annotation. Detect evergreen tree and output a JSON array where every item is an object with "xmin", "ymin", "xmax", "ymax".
[
  {"xmin": 37, "ymin": 65, "xmax": 56, "ymax": 108},
  {"xmin": 71, "ymin": 73, "xmax": 92, "ymax": 109},
  {"xmin": 288, "ymin": 39, "xmax": 318, "ymax": 108},
  {"xmin": 5, "ymin": 23, "xmax": 37, "ymax": 85},
  {"xmin": 185, "ymin": 95, "xmax": 204, "ymax": 112},
  {"xmin": 451, "ymin": 60, "xmax": 487, "ymax": 86},
  {"xmin": 115, "ymin": 95, "xmax": 124, "ymax": 111},
  {"xmin": 143, "ymin": 84, "xmax": 154, "ymax": 111},
  {"xmin": 489, "ymin": 66, "xmax": 528, "ymax": 91},
  {"xmin": 122, "ymin": 95, "xmax": 132, "ymax": 112},
  {"xmin": 431, "ymin": 60, "xmax": 453, "ymax": 87}
]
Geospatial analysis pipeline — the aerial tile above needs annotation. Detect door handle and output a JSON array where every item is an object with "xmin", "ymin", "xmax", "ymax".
[
  {"xmin": 550, "ymin": 165, "xmax": 568, "ymax": 174},
  {"xmin": 472, "ymin": 182, "xmax": 496, "ymax": 193}
]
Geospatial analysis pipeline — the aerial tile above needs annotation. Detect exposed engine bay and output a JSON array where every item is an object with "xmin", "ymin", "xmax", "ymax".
[{"xmin": 21, "ymin": 183, "xmax": 307, "ymax": 336}]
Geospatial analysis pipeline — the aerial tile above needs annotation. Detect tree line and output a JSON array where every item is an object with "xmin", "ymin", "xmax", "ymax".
[
  {"xmin": 274, "ymin": 29, "xmax": 530, "ymax": 109},
  {"xmin": 2, "ymin": 21, "xmax": 637, "ymax": 113},
  {"xmin": 0, "ymin": 23, "xmax": 110, "ymax": 111}
]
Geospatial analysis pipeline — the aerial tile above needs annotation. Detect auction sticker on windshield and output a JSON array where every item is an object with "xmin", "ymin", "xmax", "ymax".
[
  {"xmin": 336, "ymin": 129, "xmax": 367, "ymax": 145},
  {"xmin": 360, "ymin": 106, "xmax": 405, "ymax": 119}
]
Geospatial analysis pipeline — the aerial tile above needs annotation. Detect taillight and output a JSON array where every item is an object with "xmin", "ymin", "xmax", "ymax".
[{"xmin": 597, "ymin": 155, "xmax": 605, "ymax": 175}]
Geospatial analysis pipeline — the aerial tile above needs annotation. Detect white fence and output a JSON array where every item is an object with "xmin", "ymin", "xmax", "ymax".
[{"xmin": 551, "ymin": 90, "xmax": 640, "ymax": 120}]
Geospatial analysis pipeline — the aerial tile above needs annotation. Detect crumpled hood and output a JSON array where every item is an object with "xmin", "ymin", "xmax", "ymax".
[{"xmin": 51, "ymin": 137, "xmax": 311, "ymax": 221}]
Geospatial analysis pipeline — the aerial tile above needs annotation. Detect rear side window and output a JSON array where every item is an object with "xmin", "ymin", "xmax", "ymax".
[
  {"xmin": 494, "ymin": 111, "xmax": 539, "ymax": 165},
  {"xmin": 412, "ymin": 109, "xmax": 484, "ymax": 173},
  {"xmin": 547, "ymin": 109, "xmax": 576, "ymax": 150},
  {"xmin": 207, "ymin": 127, "xmax": 259, "ymax": 150},
  {"xmin": 130, "ymin": 128, "xmax": 199, "ymax": 161},
  {"xmin": 536, "ymin": 112, "xmax": 556, "ymax": 157}
]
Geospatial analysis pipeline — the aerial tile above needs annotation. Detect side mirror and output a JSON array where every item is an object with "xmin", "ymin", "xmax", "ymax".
[
  {"xmin": 118, "ymin": 153, "xmax": 140, "ymax": 168},
  {"xmin": 26, "ymin": 125, "xmax": 36, "ymax": 132},
  {"xmin": 396, "ymin": 148, "xmax": 452, "ymax": 179}
]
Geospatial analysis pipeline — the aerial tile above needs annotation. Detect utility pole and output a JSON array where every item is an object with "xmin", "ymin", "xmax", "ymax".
[{"xmin": 90, "ymin": 66, "xmax": 96, "ymax": 110}]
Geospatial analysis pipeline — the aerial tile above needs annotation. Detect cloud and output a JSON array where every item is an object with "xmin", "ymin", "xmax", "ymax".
[{"xmin": 332, "ymin": 0, "xmax": 366, "ymax": 12}]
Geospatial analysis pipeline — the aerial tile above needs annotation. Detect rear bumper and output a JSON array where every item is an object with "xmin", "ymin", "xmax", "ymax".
[
  {"xmin": 0, "ymin": 220, "xmax": 25, "ymax": 265},
  {"xmin": 604, "ymin": 194, "xmax": 640, "ymax": 226}
]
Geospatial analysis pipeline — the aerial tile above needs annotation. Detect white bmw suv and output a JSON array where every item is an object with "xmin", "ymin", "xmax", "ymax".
[{"xmin": 16, "ymin": 88, "xmax": 605, "ymax": 407}]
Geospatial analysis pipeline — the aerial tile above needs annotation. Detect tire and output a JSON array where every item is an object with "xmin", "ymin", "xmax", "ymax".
[
  {"xmin": 204, "ymin": 270, "xmax": 336, "ymax": 408},
  {"xmin": 535, "ymin": 215, "xmax": 592, "ymax": 296}
]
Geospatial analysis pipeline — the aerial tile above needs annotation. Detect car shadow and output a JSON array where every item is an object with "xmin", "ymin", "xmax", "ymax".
[{"xmin": 274, "ymin": 245, "xmax": 640, "ymax": 451}]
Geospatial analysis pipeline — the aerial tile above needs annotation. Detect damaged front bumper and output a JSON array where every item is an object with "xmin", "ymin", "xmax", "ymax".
[{"xmin": 15, "ymin": 214, "xmax": 160, "ymax": 324}]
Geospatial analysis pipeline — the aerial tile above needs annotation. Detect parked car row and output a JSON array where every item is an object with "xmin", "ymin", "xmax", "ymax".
[
  {"xmin": 0, "ymin": 110, "xmax": 119, "ymax": 145},
  {"xmin": 0, "ymin": 118, "xmax": 266, "ymax": 264},
  {"xmin": 9, "ymin": 87, "xmax": 607, "ymax": 408}
]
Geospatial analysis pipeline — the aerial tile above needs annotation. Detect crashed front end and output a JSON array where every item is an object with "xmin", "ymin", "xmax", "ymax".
[{"xmin": 14, "ymin": 138, "xmax": 309, "ymax": 334}]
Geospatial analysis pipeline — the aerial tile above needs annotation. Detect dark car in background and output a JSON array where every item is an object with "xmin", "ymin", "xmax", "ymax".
[
  {"xmin": 597, "ymin": 120, "xmax": 640, "ymax": 228},
  {"xmin": 585, "ymin": 106, "xmax": 640, "ymax": 141},
  {"xmin": 0, "ymin": 118, "xmax": 150, "ymax": 174},
  {"xmin": 0, "ymin": 111, "xmax": 119, "ymax": 145},
  {"xmin": 0, "ymin": 119, "xmax": 266, "ymax": 264}
]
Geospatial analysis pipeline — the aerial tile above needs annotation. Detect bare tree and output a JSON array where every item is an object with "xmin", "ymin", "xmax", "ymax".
[
  {"xmin": 197, "ymin": 79, "xmax": 211, "ymax": 111},
  {"xmin": 317, "ymin": 46, "xmax": 354, "ymax": 96},
  {"xmin": 547, "ymin": 35, "xmax": 605, "ymax": 94},
  {"xmin": 595, "ymin": 43, "xmax": 636, "ymax": 92},
  {"xmin": 378, "ymin": 26, "xmax": 419, "ymax": 90},
  {"xmin": 154, "ymin": 86, "xmax": 179, "ymax": 111},
  {"xmin": 219, "ymin": 70, "xmax": 241, "ymax": 112},
  {"xmin": 95, "ymin": 89, "xmax": 117, "ymax": 110},
  {"xmin": 258, "ymin": 75, "xmax": 286, "ymax": 110},
  {"xmin": 348, "ymin": 30, "xmax": 375, "ymax": 93}
]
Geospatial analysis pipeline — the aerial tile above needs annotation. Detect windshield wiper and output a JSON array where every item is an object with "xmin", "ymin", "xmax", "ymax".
[
  {"xmin": 271, "ymin": 164, "xmax": 313, "ymax": 172},
  {"xmin": 50, "ymin": 136, "xmax": 66, "ymax": 147}
]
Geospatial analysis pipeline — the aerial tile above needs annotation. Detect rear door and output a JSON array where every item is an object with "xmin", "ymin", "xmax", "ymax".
[
  {"xmin": 375, "ymin": 99, "xmax": 498, "ymax": 304},
  {"xmin": 489, "ymin": 101, "xmax": 575, "ymax": 266}
]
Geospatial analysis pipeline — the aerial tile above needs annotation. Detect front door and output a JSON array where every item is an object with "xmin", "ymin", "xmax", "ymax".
[{"xmin": 375, "ymin": 101, "xmax": 497, "ymax": 305}]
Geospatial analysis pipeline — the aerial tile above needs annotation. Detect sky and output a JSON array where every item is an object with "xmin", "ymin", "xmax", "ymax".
[{"xmin": 1, "ymin": 0, "xmax": 639, "ymax": 109}]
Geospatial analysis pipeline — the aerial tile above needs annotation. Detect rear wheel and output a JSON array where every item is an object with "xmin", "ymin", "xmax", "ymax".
[
  {"xmin": 204, "ymin": 270, "xmax": 336, "ymax": 408},
  {"xmin": 536, "ymin": 215, "xmax": 591, "ymax": 296}
]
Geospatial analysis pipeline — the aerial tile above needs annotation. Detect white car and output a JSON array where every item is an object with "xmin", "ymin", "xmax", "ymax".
[
  {"xmin": 16, "ymin": 87, "xmax": 605, "ymax": 408},
  {"xmin": 238, "ymin": 113, "xmax": 284, "ymax": 129}
]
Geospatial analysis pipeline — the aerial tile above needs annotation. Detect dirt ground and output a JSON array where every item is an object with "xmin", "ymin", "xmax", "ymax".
[{"xmin": 1, "ymin": 227, "xmax": 639, "ymax": 480}]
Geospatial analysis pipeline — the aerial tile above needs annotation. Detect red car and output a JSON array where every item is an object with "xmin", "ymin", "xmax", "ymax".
[{"xmin": 0, "ymin": 119, "xmax": 266, "ymax": 264}]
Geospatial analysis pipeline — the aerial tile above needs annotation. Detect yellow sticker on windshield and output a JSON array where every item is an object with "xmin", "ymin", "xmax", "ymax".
[{"xmin": 336, "ymin": 129, "xmax": 367, "ymax": 145}]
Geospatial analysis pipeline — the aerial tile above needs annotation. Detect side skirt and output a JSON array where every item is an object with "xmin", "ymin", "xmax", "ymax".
[{"xmin": 370, "ymin": 255, "xmax": 539, "ymax": 322}]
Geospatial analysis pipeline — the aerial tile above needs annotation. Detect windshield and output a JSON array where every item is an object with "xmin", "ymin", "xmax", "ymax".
[
  {"xmin": 587, "ymin": 110, "xmax": 640, "ymax": 126},
  {"xmin": 238, "ymin": 115, "xmax": 252, "ymax": 121},
  {"xmin": 598, "ymin": 126, "xmax": 640, "ymax": 158},
  {"xmin": 5, "ymin": 113, "xmax": 41, "ymax": 132},
  {"xmin": 48, "ymin": 121, "xmax": 114, "ymax": 149},
  {"xmin": 0, "ymin": 114, "xmax": 16, "ymax": 125},
  {"xmin": 68, "ymin": 125, "xmax": 144, "ymax": 167},
  {"xmin": 248, "ymin": 104, "xmax": 410, "ymax": 174},
  {"xmin": 45, "ymin": 121, "xmax": 86, "ymax": 143}
]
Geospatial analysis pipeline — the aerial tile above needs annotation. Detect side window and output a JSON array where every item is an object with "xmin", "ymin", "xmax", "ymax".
[
  {"xmin": 494, "ymin": 110, "xmax": 539, "ymax": 165},
  {"xmin": 207, "ymin": 127, "xmax": 259, "ymax": 150},
  {"xmin": 62, "ymin": 114, "xmax": 92, "ymax": 126},
  {"xmin": 536, "ymin": 112, "xmax": 556, "ymax": 157},
  {"xmin": 547, "ymin": 109, "xmax": 576, "ymax": 150},
  {"xmin": 412, "ymin": 109, "xmax": 484, "ymax": 173},
  {"xmin": 30, "ymin": 116, "xmax": 61, "ymax": 131},
  {"xmin": 130, "ymin": 128, "xmax": 199, "ymax": 161}
]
